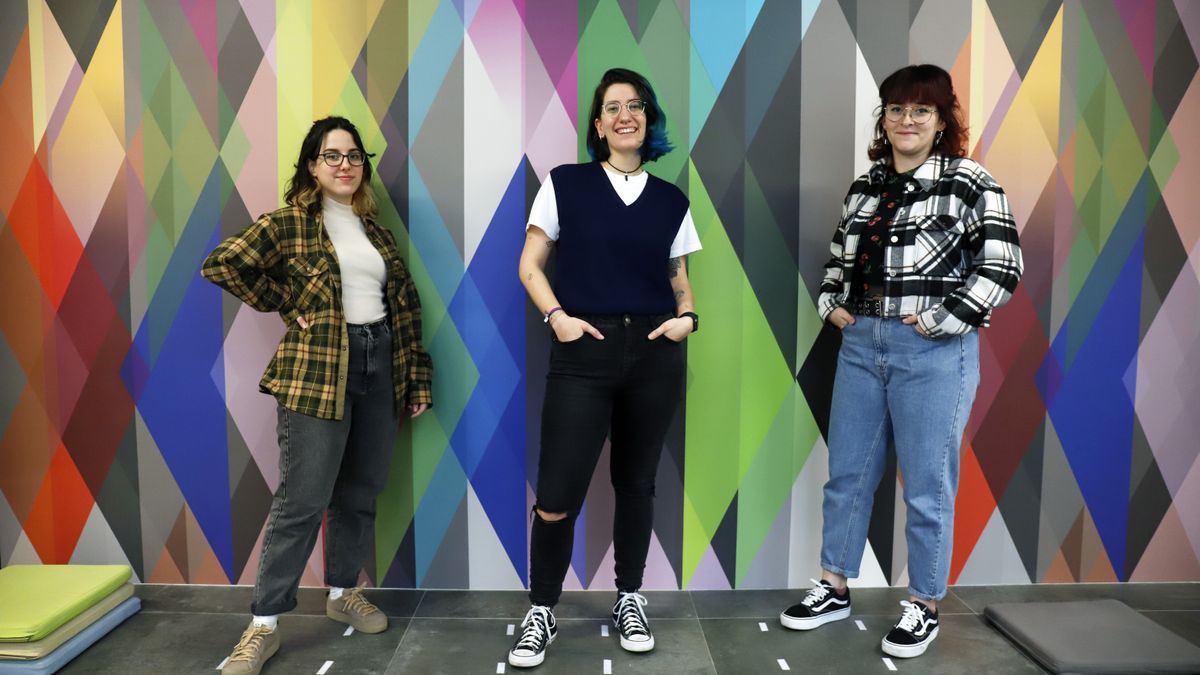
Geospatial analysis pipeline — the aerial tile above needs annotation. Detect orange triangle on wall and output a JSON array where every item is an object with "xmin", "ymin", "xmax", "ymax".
[
  {"xmin": 950, "ymin": 445, "xmax": 997, "ymax": 582},
  {"xmin": 147, "ymin": 545, "xmax": 186, "ymax": 584},
  {"xmin": 22, "ymin": 442, "xmax": 94, "ymax": 563}
]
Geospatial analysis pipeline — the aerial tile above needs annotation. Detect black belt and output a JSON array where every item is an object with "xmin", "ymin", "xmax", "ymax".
[{"xmin": 844, "ymin": 297, "xmax": 886, "ymax": 316}]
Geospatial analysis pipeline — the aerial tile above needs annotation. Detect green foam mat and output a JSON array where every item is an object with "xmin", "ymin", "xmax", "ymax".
[{"xmin": 0, "ymin": 566, "xmax": 132, "ymax": 643}]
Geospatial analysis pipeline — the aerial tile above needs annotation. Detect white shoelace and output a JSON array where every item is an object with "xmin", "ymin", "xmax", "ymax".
[
  {"xmin": 514, "ymin": 606, "xmax": 552, "ymax": 652},
  {"xmin": 895, "ymin": 600, "xmax": 926, "ymax": 632},
  {"xmin": 615, "ymin": 592, "xmax": 650, "ymax": 637},
  {"xmin": 801, "ymin": 579, "xmax": 832, "ymax": 607}
]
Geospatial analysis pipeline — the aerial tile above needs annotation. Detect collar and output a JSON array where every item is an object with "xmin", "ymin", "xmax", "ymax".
[{"xmin": 867, "ymin": 153, "xmax": 949, "ymax": 192}]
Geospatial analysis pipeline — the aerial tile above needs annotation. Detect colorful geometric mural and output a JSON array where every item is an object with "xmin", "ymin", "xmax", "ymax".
[{"xmin": 1, "ymin": 0, "xmax": 1198, "ymax": 592}]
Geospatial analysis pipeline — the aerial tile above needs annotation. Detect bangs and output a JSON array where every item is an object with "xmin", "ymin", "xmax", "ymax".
[{"xmin": 881, "ymin": 77, "xmax": 944, "ymax": 107}]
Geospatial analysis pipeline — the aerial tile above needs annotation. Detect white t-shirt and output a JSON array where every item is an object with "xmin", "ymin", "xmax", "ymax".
[
  {"xmin": 526, "ymin": 166, "xmax": 702, "ymax": 258},
  {"xmin": 322, "ymin": 197, "xmax": 387, "ymax": 324}
]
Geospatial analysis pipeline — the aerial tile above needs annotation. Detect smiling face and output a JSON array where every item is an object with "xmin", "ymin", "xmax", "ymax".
[
  {"xmin": 883, "ymin": 101, "xmax": 945, "ymax": 170},
  {"xmin": 593, "ymin": 83, "xmax": 646, "ymax": 163},
  {"xmin": 307, "ymin": 129, "xmax": 363, "ymax": 204}
]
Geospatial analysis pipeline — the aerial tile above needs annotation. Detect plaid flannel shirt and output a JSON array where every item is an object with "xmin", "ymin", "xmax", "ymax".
[
  {"xmin": 817, "ymin": 154, "xmax": 1023, "ymax": 337},
  {"xmin": 201, "ymin": 205, "xmax": 433, "ymax": 420}
]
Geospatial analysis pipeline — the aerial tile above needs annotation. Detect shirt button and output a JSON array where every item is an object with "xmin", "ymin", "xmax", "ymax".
[
  {"xmin": 890, "ymin": 236, "xmax": 899, "ymax": 243},
  {"xmin": 888, "ymin": 304, "xmax": 896, "ymax": 310},
  {"xmin": 888, "ymin": 270, "xmax": 896, "ymax": 277},
  {"xmin": 906, "ymin": 184, "xmax": 915, "ymax": 192}
]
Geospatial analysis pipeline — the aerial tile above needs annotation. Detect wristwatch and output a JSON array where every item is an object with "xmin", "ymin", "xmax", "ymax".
[{"xmin": 678, "ymin": 311, "xmax": 699, "ymax": 333}]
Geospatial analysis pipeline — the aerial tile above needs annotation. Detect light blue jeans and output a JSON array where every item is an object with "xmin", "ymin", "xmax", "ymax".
[{"xmin": 819, "ymin": 316, "xmax": 979, "ymax": 601}]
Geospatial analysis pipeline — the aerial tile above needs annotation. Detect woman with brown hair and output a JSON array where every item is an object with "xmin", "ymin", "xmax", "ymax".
[{"xmin": 202, "ymin": 116, "xmax": 432, "ymax": 675}]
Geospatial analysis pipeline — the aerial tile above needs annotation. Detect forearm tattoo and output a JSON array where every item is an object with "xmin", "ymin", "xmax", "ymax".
[{"xmin": 668, "ymin": 257, "xmax": 682, "ymax": 279}]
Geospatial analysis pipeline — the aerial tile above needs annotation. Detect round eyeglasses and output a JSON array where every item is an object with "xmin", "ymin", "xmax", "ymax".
[
  {"xmin": 318, "ymin": 150, "xmax": 370, "ymax": 167},
  {"xmin": 884, "ymin": 104, "xmax": 935, "ymax": 123},
  {"xmin": 601, "ymin": 100, "xmax": 647, "ymax": 117}
]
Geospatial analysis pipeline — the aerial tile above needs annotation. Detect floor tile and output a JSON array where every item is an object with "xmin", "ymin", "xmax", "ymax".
[
  {"xmin": 415, "ymin": 590, "xmax": 695, "ymax": 620},
  {"xmin": 692, "ymin": 587, "xmax": 971, "ymax": 619},
  {"xmin": 703, "ymin": 613, "xmax": 1042, "ymax": 675},
  {"xmin": 60, "ymin": 611, "xmax": 409, "ymax": 674},
  {"xmin": 137, "ymin": 583, "xmax": 423, "ymax": 618},
  {"xmin": 387, "ymin": 618, "xmax": 715, "ymax": 675}
]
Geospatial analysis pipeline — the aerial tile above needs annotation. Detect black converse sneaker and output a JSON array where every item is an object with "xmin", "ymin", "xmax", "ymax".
[
  {"xmin": 881, "ymin": 600, "xmax": 939, "ymax": 658},
  {"xmin": 779, "ymin": 579, "xmax": 851, "ymax": 630},
  {"xmin": 508, "ymin": 605, "xmax": 557, "ymax": 668},
  {"xmin": 612, "ymin": 591, "xmax": 654, "ymax": 652}
]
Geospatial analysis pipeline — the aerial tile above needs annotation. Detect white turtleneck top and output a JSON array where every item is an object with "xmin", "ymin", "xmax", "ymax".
[{"xmin": 321, "ymin": 197, "xmax": 387, "ymax": 324}]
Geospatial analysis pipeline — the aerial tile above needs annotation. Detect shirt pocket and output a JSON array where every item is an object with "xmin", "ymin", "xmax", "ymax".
[
  {"xmin": 911, "ymin": 214, "xmax": 965, "ymax": 277},
  {"xmin": 288, "ymin": 255, "xmax": 334, "ymax": 312}
]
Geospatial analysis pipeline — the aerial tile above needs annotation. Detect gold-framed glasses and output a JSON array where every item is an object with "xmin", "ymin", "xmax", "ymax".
[
  {"xmin": 318, "ymin": 150, "xmax": 370, "ymax": 167},
  {"xmin": 884, "ymin": 104, "xmax": 935, "ymax": 123},
  {"xmin": 602, "ymin": 100, "xmax": 647, "ymax": 117}
]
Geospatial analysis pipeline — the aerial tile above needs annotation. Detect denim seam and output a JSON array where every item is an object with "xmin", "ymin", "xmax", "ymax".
[
  {"xmin": 835, "ymin": 406, "xmax": 889, "ymax": 577},
  {"xmin": 918, "ymin": 334, "xmax": 968, "ymax": 601},
  {"xmin": 255, "ymin": 410, "xmax": 291, "ymax": 613}
]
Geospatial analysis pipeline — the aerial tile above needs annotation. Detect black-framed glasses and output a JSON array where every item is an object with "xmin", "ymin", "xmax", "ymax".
[
  {"xmin": 884, "ymin": 104, "xmax": 935, "ymax": 123},
  {"xmin": 318, "ymin": 150, "xmax": 372, "ymax": 167},
  {"xmin": 601, "ymin": 100, "xmax": 647, "ymax": 117}
]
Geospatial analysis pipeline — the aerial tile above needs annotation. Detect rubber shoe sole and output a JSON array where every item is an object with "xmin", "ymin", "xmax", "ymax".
[
  {"xmin": 326, "ymin": 605, "xmax": 387, "ymax": 634},
  {"xmin": 881, "ymin": 626, "xmax": 938, "ymax": 658},
  {"xmin": 617, "ymin": 630, "xmax": 655, "ymax": 653},
  {"xmin": 779, "ymin": 605, "xmax": 851, "ymax": 631},
  {"xmin": 508, "ymin": 633, "xmax": 555, "ymax": 668}
]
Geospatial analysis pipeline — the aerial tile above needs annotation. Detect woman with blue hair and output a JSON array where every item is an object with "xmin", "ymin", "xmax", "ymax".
[{"xmin": 509, "ymin": 67, "xmax": 701, "ymax": 668}]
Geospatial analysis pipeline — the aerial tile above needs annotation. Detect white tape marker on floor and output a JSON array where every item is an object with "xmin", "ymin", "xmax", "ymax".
[
  {"xmin": 778, "ymin": 658, "xmax": 791, "ymax": 671},
  {"xmin": 759, "ymin": 621, "xmax": 768, "ymax": 632},
  {"xmin": 343, "ymin": 626, "xmax": 353, "ymax": 637},
  {"xmin": 496, "ymin": 663, "xmax": 506, "ymax": 674},
  {"xmin": 882, "ymin": 657, "xmax": 897, "ymax": 671},
  {"xmin": 601, "ymin": 624, "xmax": 609, "ymax": 637},
  {"xmin": 603, "ymin": 658, "xmax": 613, "ymax": 674},
  {"xmin": 317, "ymin": 660, "xmax": 333, "ymax": 675},
  {"xmin": 216, "ymin": 657, "xmax": 228, "ymax": 670},
  {"xmin": 855, "ymin": 619, "xmax": 866, "ymax": 631},
  {"xmin": 506, "ymin": 624, "xmax": 515, "ymax": 636}
]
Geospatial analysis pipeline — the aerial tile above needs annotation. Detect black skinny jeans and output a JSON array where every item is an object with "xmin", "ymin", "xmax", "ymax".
[{"xmin": 529, "ymin": 313, "xmax": 685, "ymax": 607}]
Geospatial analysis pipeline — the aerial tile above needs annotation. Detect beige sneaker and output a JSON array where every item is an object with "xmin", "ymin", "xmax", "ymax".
[
  {"xmin": 221, "ymin": 622, "xmax": 279, "ymax": 675},
  {"xmin": 327, "ymin": 587, "xmax": 387, "ymax": 633}
]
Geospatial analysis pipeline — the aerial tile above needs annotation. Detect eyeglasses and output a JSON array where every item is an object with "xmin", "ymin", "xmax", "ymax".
[
  {"xmin": 601, "ymin": 100, "xmax": 647, "ymax": 117},
  {"xmin": 317, "ymin": 150, "xmax": 371, "ymax": 167},
  {"xmin": 884, "ymin": 104, "xmax": 935, "ymax": 123}
]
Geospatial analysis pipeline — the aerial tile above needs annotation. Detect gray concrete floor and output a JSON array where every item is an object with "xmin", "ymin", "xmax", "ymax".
[{"xmin": 53, "ymin": 583, "xmax": 1200, "ymax": 674}]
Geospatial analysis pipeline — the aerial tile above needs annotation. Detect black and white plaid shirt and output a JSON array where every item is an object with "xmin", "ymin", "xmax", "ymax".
[{"xmin": 817, "ymin": 154, "xmax": 1023, "ymax": 337}]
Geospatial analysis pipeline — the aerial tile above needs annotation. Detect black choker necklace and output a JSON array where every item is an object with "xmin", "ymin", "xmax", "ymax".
[{"xmin": 605, "ymin": 159, "xmax": 642, "ymax": 181}]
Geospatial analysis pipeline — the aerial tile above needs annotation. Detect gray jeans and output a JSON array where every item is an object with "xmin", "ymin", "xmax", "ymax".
[{"xmin": 251, "ymin": 318, "xmax": 399, "ymax": 616}]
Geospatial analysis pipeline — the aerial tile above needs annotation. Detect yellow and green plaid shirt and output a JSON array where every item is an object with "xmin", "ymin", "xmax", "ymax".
[{"xmin": 201, "ymin": 204, "xmax": 433, "ymax": 420}]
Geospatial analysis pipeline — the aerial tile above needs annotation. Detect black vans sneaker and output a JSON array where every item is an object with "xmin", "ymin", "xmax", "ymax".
[
  {"xmin": 881, "ymin": 600, "xmax": 939, "ymax": 658},
  {"xmin": 780, "ymin": 579, "xmax": 851, "ymax": 630},
  {"xmin": 508, "ymin": 605, "xmax": 557, "ymax": 668},
  {"xmin": 612, "ymin": 591, "xmax": 654, "ymax": 652}
]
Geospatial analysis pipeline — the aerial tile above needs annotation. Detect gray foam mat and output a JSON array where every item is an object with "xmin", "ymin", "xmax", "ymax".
[{"xmin": 985, "ymin": 599, "xmax": 1200, "ymax": 674}]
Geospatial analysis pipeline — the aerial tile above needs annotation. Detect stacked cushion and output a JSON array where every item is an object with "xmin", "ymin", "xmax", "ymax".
[{"xmin": 0, "ymin": 566, "xmax": 139, "ymax": 674}]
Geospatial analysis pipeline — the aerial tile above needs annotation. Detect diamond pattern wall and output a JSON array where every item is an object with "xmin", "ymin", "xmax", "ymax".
[{"xmin": 0, "ymin": 0, "xmax": 1197, "ymax": 590}]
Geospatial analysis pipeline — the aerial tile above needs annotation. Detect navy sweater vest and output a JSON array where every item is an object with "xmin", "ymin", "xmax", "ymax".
[{"xmin": 551, "ymin": 162, "xmax": 688, "ymax": 314}]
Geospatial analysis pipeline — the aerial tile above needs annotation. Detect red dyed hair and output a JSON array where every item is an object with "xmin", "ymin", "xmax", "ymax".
[{"xmin": 867, "ymin": 64, "xmax": 969, "ymax": 163}]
